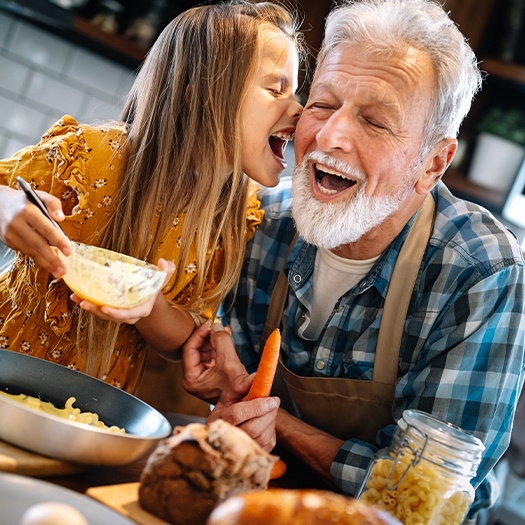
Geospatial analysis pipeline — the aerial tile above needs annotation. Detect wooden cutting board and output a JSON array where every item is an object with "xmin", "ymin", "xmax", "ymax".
[
  {"xmin": 0, "ymin": 439, "xmax": 86, "ymax": 476},
  {"xmin": 88, "ymin": 482, "xmax": 170, "ymax": 525}
]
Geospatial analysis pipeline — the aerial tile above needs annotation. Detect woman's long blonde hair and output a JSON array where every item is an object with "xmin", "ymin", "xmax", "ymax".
[{"xmin": 83, "ymin": 1, "xmax": 303, "ymax": 378}]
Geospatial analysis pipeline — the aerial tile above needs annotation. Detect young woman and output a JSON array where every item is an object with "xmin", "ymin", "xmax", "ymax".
[{"xmin": 0, "ymin": 1, "xmax": 303, "ymax": 394}]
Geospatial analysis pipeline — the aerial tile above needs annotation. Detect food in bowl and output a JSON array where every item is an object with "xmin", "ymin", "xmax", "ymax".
[
  {"xmin": 0, "ymin": 391, "xmax": 125, "ymax": 433},
  {"xmin": 61, "ymin": 242, "xmax": 166, "ymax": 308},
  {"xmin": 0, "ymin": 350, "xmax": 172, "ymax": 466}
]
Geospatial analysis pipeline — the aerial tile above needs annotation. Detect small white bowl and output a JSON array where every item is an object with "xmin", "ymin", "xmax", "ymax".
[{"xmin": 62, "ymin": 242, "xmax": 166, "ymax": 308}]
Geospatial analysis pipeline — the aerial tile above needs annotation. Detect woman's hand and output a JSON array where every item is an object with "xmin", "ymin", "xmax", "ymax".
[
  {"xmin": 70, "ymin": 258, "xmax": 175, "ymax": 324},
  {"xmin": 0, "ymin": 186, "xmax": 72, "ymax": 278}
]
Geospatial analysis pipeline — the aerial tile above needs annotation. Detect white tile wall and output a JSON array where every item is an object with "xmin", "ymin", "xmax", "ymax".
[
  {"xmin": 9, "ymin": 21, "xmax": 72, "ymax": 75},
  {"xmin": 0, "ymin": 10, "xmax": 13, "ymax": 49},
  {"xmin": 0, "ymin": 10, "xmax": 136, "ymax": 158},
  {"xmin": 0, "ymin": 55, "xmax": 29, "ymax": 94}
]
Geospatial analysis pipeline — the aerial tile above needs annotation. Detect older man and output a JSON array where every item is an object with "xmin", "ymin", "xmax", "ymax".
[{"xmin": 183, "ymin": 0, "xmax": 525, "ymax": 521}]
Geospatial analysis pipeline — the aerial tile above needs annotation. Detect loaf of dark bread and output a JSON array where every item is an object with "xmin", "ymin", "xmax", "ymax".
[{"xmin": 138, "ymin": 419, "xmax": 278, "ymax": 525}]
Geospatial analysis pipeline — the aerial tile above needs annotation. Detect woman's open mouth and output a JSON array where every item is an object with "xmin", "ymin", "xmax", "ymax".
[
  {"xmin": 314, "ymin": 163, "xmax": 357, "ymax": 196},
  {"xmin": 269, "ymin": 131, "xmax": 294, "ymax": 163}
]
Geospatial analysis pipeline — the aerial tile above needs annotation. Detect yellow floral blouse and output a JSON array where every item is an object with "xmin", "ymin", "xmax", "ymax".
[{"xmin": 0, "ymin": 116, "xmax": 263, "ymax": 393}]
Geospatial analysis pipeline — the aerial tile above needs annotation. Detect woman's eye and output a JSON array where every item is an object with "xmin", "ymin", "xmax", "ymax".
[{"xmin": 268, "ymin": 88, "xmax": 282, "ymax": 95}]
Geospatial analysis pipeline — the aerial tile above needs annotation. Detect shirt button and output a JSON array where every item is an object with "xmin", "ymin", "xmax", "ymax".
[
  {"xmin": 315, "ymin": 361, "xmax": 326, "ymax": 371},
  {"xmin": 293, "ymin": 274, "xmax": 302, "ymax": 284}
]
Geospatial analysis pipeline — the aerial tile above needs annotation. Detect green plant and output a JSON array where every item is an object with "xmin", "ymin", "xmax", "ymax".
[{"xmin": 477, "ymin": 106, "xmax": 525, "ymax": 146}]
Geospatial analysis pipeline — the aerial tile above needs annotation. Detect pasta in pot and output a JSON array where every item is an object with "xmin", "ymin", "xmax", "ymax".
[{"xmin": 0, "ymin": 390, "xmax": 125, "ymax": 433}]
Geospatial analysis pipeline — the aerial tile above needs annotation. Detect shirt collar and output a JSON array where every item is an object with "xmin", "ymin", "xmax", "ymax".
[{"xmin": 287, "ymin": 206, "xmax": 421, "ymax": 299}]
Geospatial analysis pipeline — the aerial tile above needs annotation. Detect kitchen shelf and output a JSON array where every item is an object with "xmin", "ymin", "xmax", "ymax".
[
  {"xmin": 443, "ymin": 169, "xmax": 507, "ymax": 212},
  {"xmin": 72, "ymin": 16, "xmax": 147, "ymax": 65},
  {"xmin": 0, "ymin": 0, "xmax": 148, "ymax": 68},
  {"xmin": 482, "ymin": 58, "xmax": 525, "ymax": 87},
  {"xmin": 445, "ymin": 57, "xmax": 525, "ymax": 213}
]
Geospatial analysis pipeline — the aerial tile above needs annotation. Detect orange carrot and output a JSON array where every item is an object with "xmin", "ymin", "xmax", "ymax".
[
  {"xmin": 244, "ymin": 329, "xmax": 286, "ymax": 480},
  {"xmin": 270, "ymin": 459, "xmax": 287, "ymax": 480},
  {"xmin": 246, "ymin": 328, "xmax": 281, "ymax": 400}
]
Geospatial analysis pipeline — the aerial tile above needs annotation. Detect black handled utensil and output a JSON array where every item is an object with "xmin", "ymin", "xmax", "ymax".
[{"xmin": 16, "ymin": 176, "xmax": 68, "ymax": 237}]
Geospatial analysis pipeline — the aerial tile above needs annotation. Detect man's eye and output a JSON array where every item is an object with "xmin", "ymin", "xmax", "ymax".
[
  {"xmin": 307, "ymin": 102, "xmax": 332, "ymax": 110},
  {"xmin": 365, "ymin": 118, "xmax": 387, "ymax": 130}
]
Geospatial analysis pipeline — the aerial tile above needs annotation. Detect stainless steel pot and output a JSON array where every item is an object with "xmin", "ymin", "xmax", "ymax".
[{"xmin": 0, "ymin": 350, "xmax": 171, "ymax": 466}]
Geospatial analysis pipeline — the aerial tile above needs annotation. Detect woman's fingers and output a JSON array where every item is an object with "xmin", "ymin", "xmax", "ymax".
[{"xmin": 0, "ymin": 188, "xmax": 71, "ymax": 276}]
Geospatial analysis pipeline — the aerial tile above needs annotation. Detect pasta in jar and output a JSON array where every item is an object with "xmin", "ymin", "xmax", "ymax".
[{"xmin": 357, "ymin": 409, "xmax": 484, "ymax": 525}]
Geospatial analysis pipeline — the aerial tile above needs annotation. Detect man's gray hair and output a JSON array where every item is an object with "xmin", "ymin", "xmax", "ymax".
[{"xmin": 318, "ymin": 0, "xmax": 483, "ymax": 153}]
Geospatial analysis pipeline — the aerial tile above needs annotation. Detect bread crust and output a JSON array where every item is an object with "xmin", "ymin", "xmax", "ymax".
[
  {"xmin": 138, "ymin": 420, "xmax": 277, "ymax": 525},
  {"xmin": 206, "ymin": 489, "xmax": 402, "ymax": 525}
]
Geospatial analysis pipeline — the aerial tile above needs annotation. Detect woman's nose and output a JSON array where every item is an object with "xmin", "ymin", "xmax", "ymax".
[{"xmin": 291, "ymin": 98, "xmax": 303, "ymax": 121}]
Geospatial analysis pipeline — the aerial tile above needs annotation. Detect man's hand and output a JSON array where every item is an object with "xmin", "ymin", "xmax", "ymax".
[
  {"xmin": 208, "ymin": 395, "xmax": 280, "ymax": 452},
  {"xmin": 182, "ymin": 322, "xmax": 249, "ymax": 404},
  {"xmin": 183, "ymin": 323, "xmax": 281, "ymax": 451}
]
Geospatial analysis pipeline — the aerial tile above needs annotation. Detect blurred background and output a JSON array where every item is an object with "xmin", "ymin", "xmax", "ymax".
[{"xmin": 0, "ymin": 2, "xmax": 524, "ymax": 522}]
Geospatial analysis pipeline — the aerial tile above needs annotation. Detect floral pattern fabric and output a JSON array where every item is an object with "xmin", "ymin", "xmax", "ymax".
[{"xmin": 0, "ymin": 115, "xmax": 263, "ymax": 393}]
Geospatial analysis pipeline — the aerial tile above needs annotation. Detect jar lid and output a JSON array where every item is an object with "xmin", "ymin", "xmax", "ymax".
[{"xmin": 399, "ymin": 409, "xmax": 484, "ymax": 468}]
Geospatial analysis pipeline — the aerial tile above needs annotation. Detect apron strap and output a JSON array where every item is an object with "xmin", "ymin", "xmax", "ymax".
[
  {"xmin": 373, "ymin": 194, "xmax": 436, "ymax": 384},
  {"xmin": 260, "ymin": 231, "xmax": 299, "ymax": 347}
]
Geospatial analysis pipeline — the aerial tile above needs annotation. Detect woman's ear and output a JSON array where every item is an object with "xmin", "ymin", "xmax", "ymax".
[{"xmin": 416, "ymin": 138, "xmax": 457, "ymax": 194}]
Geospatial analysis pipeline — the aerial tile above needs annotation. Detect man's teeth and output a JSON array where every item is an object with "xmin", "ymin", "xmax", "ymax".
[
  {"xmin": 316, "ymin": 180, "xmax": 338, "ymax": 195},
  {"xmin": 315, "ymin": 163, "xmax": 353, "ymax": 179}
]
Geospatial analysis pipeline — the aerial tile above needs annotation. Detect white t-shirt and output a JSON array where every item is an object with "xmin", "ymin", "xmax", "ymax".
[{"xmin": 300, "ymin": 248, "xmax": 379, "ymax": 340}]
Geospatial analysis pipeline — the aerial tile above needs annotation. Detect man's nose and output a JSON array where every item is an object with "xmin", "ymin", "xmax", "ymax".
[{"xmin": 316, "ymin": 110, "xmax": 353, "ymax": 152}]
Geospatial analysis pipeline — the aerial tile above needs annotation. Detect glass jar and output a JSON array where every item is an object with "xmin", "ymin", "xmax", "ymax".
[{"xmin": 356, "ymin": 409, "xmax": 484, "ymax": 525}]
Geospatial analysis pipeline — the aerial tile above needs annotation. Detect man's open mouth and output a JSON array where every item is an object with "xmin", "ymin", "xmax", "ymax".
[{"xmin": 314, "ymin": 163, "xmax": 357, "ymax": 195}]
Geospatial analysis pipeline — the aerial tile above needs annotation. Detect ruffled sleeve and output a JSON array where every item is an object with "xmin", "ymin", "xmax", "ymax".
[
  {"xmin": 0, "ymin": 115, "xmax": 127, "ymax": 242},
  {"xmin": 0, "ymin": 115, "xmax": 128, "ymax": 337},
  {"xmin": 246, "ymin": 181, "xmax": 264, "ymax": 239}
]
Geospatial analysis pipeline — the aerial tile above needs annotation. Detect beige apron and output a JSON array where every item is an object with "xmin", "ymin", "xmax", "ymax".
[{"xmin": 261, "ymin": 195, "xmax": 436, "ymax": 442}]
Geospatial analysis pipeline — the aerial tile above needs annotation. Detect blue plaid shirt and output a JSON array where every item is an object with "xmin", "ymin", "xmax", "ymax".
[{"xmin": 222, "ymin": 179, "xmax": 525, "ymax": 514}]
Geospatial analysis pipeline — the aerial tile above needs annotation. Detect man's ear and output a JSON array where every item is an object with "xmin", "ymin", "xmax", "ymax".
[{"xmin": 416, "ymin": 138, "xmax": 457, "ymax": 194}]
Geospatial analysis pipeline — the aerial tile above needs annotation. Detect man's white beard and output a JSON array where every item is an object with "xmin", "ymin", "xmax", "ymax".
[{"xmin": 291, "ymin": 153, "xmax": 414, "ymax": 250}]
